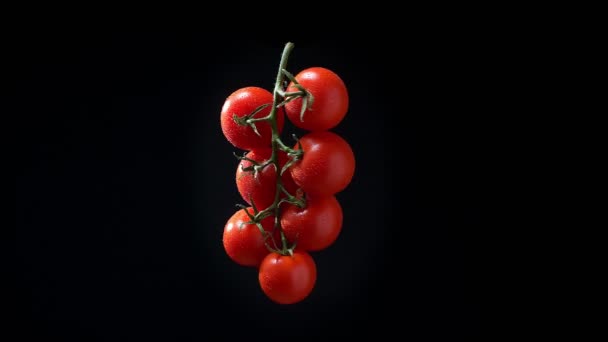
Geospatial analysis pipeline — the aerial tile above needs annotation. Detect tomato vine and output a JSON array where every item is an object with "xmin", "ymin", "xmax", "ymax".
[{"xmin": 233, "ymin": 42, "xmax": 310, "ymax": 256}]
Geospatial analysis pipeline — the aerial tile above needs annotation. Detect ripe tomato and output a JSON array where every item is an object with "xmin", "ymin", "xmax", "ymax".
[
  {"xmin": 236, "ymin": 148, "xmax": 298, "ymax": 211},
  {"xmin": 284, "ymin": 67, "xmax": 348, "ymax": 131},
  {"xmin": 258, "ymin": 251, "xmax": 316, "ymax": 304},
  {"xmin": 222, "ymin": 207, "xmax": 275, "ymax": 267},
  {"xmin": 289, "ymin": 131, "xmax": 355, "ymax": 196},
  {"xmin": 220, "ymin": 87, "xmax": 284, "ymax": 150},
  {"xmin": 280, "ymin": 195, "xmax": 343, "ymax": 251}
]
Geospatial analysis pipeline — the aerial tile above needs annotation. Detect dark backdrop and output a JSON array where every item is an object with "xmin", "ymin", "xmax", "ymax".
[{"xmin": 15, "ymin": 28, "xmax": 486, "ymax": 340}]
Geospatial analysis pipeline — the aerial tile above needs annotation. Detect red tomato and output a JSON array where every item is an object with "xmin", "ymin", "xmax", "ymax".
[
  {"xmin": 222, "ymin": 207, "xmax": 274, "ymax": 267},
  {"xmin": 220, "ymin": 87, "xmax": 284, "ymax": 150},
  {"xmin": 258, "ymin": 251, "xmax": 316, "ymax": 304},
  {"xmin": 236, "ymin": 149, "xmax": 298, "ymax": 211},
  {"xmin": 280, "ymin": 195, "xmax": 343, "ymax": 251},
  {"xmin": 284, "ymin": 67, "xmax": 348, "ymax": 131},
  {"xmin": 289, "ymin": 131, "xmax": 355, "ymax": 196}
]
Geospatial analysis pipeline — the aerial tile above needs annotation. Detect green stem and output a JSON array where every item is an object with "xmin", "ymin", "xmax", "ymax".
[
  {"xmin": 247, "ymin": 116, "xmax": 271, "ymax": 123},
  {"xmin": 243, "ymin": 42, "xmax": 307, "ymax": 255},
  {"xmin": 275, "ymin": 138, "xmax": 293, "ymax": 153},
  {"xmin": 266, "ymin": 42, "xmax": 295, "ymax": 255}
]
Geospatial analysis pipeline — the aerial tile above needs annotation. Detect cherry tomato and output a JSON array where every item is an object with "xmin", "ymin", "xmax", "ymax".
[
  {"xmin": 289, "ymin": 131, "xmax": 355, "ymax": 196},
  {"xmin": 280, "ymin": 195, "xmax": 343, "ymax": 251},
  {"xmin": 236, "ymin": 149, "xmax": 298, "ymax": 211},
  {"xmin": 258, "ymin": 251, "xmax": 316, "ymax": 304},
  {"xmin": 220, "ymin": 87, "xmax": 284, "ymax": 150},
  {"xmin": 284, "ymin": 67, "xmax": 348, "ymax": 131},
  {"xmin": 222, "ymin": 207, "xmax": 274, "ymax": 267}
]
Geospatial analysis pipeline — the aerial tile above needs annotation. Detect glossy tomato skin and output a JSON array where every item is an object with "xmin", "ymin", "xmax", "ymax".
[
  {"xmin": 290, "ymin": 131, "xmax": 355, "ymax": 196},
  {"xmin": 280, "ymin": 195, "xmax": 343, "ymax": 251},
  {"xmin": 284, "ymin": 67, "xmax": 348, "ymax": 131},
  {"xmin": 236, "ymin": 149, "xmax": 298, "ymax": 211},
  {"xmin": 258, "ymin": 251, "xmax": 316, "ymax": 304},
  {"xmin": 220, "ymin": 87, "xmax": 284, "ymax": 150},
  {"xmin": 222, "ymin": 207, "xmax": 274, "ymax": 267}
]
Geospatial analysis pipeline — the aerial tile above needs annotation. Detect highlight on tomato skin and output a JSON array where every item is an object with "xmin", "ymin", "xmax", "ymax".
[
  {"xmin": 222, "ymin": 207, "xmax": 275, "ymax": 267},
  {"xmin": 220, "ymin": 87, "xmax": 285, "ymax": 150},
  {"xmin": 284, "ymin": 67, "xmax": 349, "ymax": 131},
  {"xmin": 289, "ymin": 131, "xmax": 355, "ymax": 196},
  {"xmin": 258, "ymin": 251, "xmax": 317, "ymax": 305},
  {"xmin": 280, "ymin": 195, "xmax": 343, "ymax": 251}
]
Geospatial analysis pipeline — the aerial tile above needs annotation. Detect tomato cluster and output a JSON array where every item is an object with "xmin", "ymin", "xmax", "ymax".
[{"xmin": 219, "ymin": 45, "xmax": 354, "ymax": 304}]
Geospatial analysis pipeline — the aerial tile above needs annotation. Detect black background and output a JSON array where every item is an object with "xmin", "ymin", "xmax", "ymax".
[{"xmin": 15, "ymin": 25, "xmax": 487, "ymax": 340}]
